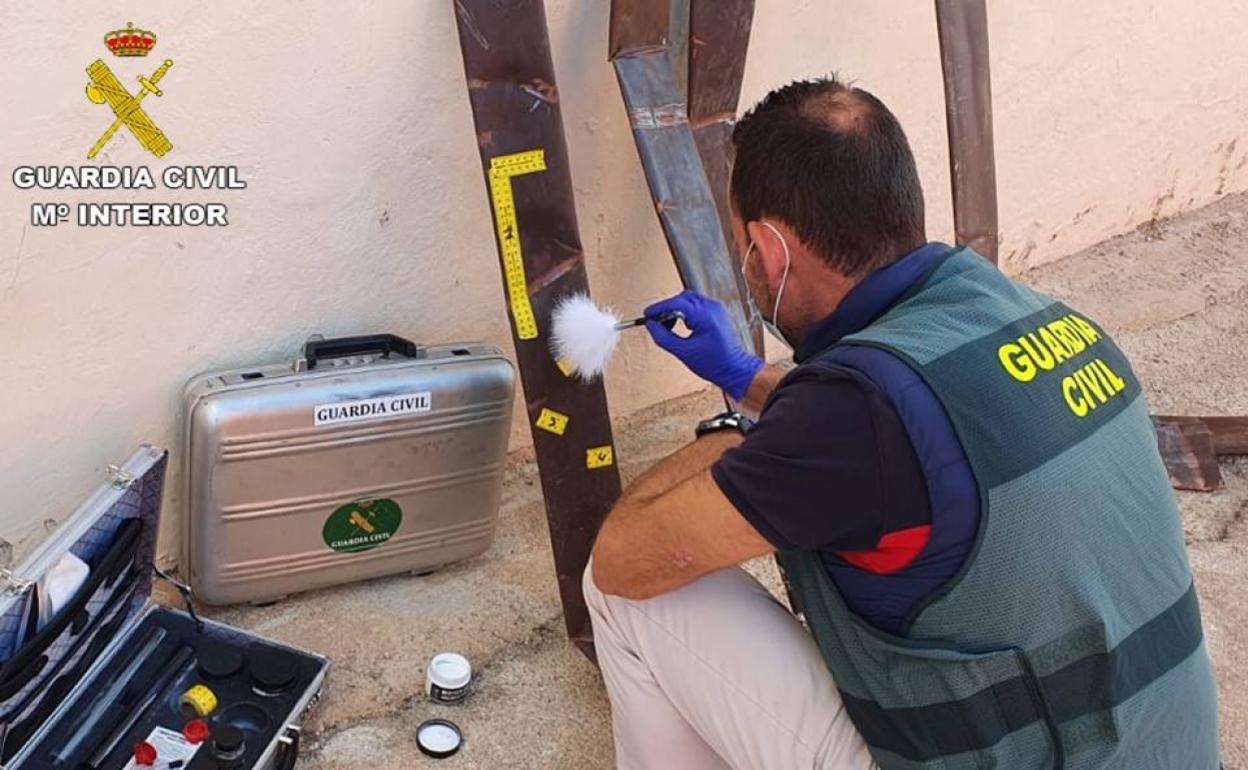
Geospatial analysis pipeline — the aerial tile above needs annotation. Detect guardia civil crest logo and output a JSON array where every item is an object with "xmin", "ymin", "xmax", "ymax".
[
  {"xmin": 84, "ymin": 22, "xmax": 175, "ymax": 160},
  {"xmin": 322, "ymin": 498, "xmax": 404, "ymax": 554}
]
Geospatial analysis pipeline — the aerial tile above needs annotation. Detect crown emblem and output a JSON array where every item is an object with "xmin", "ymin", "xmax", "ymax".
[{"xmin": 104, "ymin": 22, "xmax": 157, "ymax": 57}]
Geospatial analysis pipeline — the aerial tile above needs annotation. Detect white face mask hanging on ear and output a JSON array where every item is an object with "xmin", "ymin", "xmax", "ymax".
[{"xmin": 741, "ymin": 220, "xmax": 793, "ymax": 348}]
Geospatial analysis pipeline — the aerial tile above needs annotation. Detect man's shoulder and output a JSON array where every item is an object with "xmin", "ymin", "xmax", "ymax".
[
  {"xmin": 775, "ymin": 347, "xmax": 917, "ymax": 400},
  {"xmin": 760, "ymin": 359, "xmax": 885, "ymax": 423},
  {"xmin": 775, "ymin": 359, "xmax": 870, "ymax": 390}
]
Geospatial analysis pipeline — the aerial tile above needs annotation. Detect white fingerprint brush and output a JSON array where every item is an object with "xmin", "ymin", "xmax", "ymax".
[{"xmin": 549, "ymin": 293, "xmax": 677, "ymax": 382}]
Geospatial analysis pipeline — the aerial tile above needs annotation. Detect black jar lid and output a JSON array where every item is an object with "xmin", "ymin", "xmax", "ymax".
[
  {"xmin": 249, "ymin": 649, "xmax": 297, "ymax": 694},
  {"xmin": 198, "ymin": 645, "xmax": 244, "ymax": 681},
  {"xmin": 213, "ymin": 723, "xmax": 245, "ymax": 754}
]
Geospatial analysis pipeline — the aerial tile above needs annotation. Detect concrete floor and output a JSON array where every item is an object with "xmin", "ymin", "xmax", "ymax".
[{"xmin": 186, "ymin": 192, "xmax": 1248, "ymax": 769}]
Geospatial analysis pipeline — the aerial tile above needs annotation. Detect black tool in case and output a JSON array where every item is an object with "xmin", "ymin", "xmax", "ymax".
[{"xmin": 0, "ymin": 446, "xmax": 329, "ymax": 770}]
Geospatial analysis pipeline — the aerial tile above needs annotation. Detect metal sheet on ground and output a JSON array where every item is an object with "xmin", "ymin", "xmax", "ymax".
[
  {"xmin": 1200, "ymin": 416, "xmax": 1248, "ymax": 456},
  {"xmin": 1153, "ymin": 417, "xmax": 1224, "ymax": 492},
  {"xmin": 1156, "ymin": 416, "xmax": 1248, "ymax": 457},
  {"xmin": 453, "ymin": 0, "xmax": 623, "ymax": 656}
]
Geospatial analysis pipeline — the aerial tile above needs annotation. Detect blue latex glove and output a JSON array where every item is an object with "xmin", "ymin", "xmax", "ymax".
[{"xmin": 645, "ymin": 290, "xmax": 763, "ymax": 400}]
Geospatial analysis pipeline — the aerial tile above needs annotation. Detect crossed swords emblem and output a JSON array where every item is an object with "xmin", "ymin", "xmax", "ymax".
[{"xmin": 84, "ymin": 58, "xmax": 174, "ymax": 159}]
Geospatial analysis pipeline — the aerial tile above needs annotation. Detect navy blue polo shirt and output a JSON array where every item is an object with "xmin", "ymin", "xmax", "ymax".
[{"xmin": 711, "ymin": 243, "xmax": 980, "ymax": 635}]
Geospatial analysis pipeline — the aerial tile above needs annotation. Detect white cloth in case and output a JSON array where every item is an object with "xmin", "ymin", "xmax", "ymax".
[{"xmin": 35, "ymin": 553, "xmax": 90, "ymax": 632}]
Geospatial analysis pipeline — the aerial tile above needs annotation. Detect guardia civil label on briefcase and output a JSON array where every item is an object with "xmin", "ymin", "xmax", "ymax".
[{"xmin": 182, "ymin": 334, "xmax": 516, "ymax": 605}]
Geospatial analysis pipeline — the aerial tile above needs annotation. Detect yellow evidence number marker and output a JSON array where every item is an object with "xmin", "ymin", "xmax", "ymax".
[
  {"xmin": 536, "ymin": 407, "xmax": 570, "ymax": 436},
  {"xmin": 488, "ymin": 150, "xmax": 546, "ymax": 340},
  {"xmin": 586, "ymin": 445, "xmax": 614, "ymax": 469}
]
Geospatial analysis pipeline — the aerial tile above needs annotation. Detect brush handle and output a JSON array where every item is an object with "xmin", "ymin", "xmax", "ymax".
[{"xmin": 615, "ymin": 311, "xmax": 681, "ymax": 331}]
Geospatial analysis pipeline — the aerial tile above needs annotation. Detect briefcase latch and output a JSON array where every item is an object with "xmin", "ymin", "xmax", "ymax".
[
  {"xmin": 107, "ymin": 464, "xmax": 138, "ymax": 490},
  {"xmin": 0, "ymin": 568, "xmax": 34, "ymax": 596}
]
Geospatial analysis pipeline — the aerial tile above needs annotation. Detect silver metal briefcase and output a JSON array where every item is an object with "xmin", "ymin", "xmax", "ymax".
[{"xmin": 182, "ymin": 334, "xmax": 516, "ymax": 605}]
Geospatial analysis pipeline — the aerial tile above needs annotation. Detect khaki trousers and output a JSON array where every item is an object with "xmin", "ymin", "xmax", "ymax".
[{"xmin": 583, "ymin": 560, "xmax": 877, "ymax": 770}]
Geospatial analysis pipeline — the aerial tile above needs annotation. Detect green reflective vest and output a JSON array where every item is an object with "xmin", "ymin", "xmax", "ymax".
[{"xmin": 779, "ymin": 248, "xmax": 1220, "ymax": 769}]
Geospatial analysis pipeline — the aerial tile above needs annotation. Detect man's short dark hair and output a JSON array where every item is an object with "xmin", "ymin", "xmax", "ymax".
[{"xmin": 731, "ymin": 75, "xmax": 926, "ymax": 278}]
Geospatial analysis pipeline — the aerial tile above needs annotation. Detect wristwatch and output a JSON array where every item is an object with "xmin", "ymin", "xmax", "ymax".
[{"xmin": 694, "ymin": 410, "xmax": 754, "ymax": 439}]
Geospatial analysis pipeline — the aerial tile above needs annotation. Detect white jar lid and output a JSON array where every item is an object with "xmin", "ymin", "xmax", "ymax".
[
  {"xmin": 417, "ymin": 719, "xmax": 463, "ymax": 758},
  {"xmin": 428, "ymin": 652, "xmax": 472, "ymax": 690}
]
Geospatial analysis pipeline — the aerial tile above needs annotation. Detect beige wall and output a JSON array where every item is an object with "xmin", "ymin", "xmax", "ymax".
[{"xmin": 2, "ymin": 1, "xmax": 1246, "ymax": 562}]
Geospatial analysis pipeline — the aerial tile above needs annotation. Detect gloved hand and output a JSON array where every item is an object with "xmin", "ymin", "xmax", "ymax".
[{"xmin": 644, "ymin": 290, "xmax": 763, "ymax": 400}]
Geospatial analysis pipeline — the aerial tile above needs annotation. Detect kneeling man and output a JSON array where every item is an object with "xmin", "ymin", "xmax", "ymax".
[{"xmin": 585, "ymin": 76, "xmax": 1221, "ymax": 770}]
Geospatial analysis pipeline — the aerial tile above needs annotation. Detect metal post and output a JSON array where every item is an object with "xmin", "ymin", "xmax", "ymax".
[
  {"xmin": 609, "ymin": 0, "xmax": 762, "ymax": 355},
  {"xmin": 935, "ymin": 0, "xmax": 1000, "ymax": 262},
  {"xmin": 688, "ymin": 0, "xmax": 759, "ymax": 352},
  {"xmin": 453, "ymin": 0, "xmax": 623, "ymax": 659}
]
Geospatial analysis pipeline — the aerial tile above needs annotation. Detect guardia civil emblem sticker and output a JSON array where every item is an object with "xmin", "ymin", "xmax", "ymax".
[
  {"xmin": 85, "ymin": 22, "xmax": 174, "ymax": 159},
  {"xmin": 323, "ymin": 498, "xmax": 403, "ymax": 553}
]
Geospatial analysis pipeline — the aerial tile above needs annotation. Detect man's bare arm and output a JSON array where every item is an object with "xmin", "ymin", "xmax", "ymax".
[
  {"xmin": 591, "ymin": 432, "xmax": 773, "ymax": 599},
  {"xmin": 623, "ymin": 430, "xmax": 741, "ymax": 501}
]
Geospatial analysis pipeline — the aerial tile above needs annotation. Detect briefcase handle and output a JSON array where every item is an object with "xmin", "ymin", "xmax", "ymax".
[
  {"xmin": 301, "ymin": 334, "xmax": 424, "ymax": 370},
  {"xmin": 275, "ymin": 726, "xmax": 300, "ymax": 770}
]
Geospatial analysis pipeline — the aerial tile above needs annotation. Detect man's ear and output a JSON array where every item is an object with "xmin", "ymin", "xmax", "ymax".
[{"xmin": 744, "ymin": 220, "xmax": 788, "ymax": 285}]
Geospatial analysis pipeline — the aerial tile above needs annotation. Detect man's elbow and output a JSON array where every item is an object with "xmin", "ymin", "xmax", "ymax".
[
  {"xmin": 589, "ymin": 529, "xmax": 653, "ymax": 599},
  {"xmin": 593, "ymin": 544, "xmax": 675, "ymax": 601},
  {"xmin": 589, "ymin": 538, "xmax": 628, "ymax": 597}
]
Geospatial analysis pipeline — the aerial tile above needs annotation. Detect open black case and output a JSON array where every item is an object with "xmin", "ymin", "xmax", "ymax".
[{"xmin": 0, "ymin": 446, "xmax": 328, "ymax": 770}]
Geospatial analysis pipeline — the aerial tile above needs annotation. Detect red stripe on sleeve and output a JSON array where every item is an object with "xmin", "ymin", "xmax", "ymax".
[{"xmin": 835, "ymin": 524, "xmax": 931, "ymax": 574}]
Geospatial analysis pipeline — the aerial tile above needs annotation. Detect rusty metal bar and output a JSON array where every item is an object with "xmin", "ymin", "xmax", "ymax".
[
  {"xmin": 670, "ymin": 0, "xmax": 691, "ymax": 101},
  {"xmin": 609, "ymin": 0, "xmax": 760, "ymax": 354},
  {"xmin": 1202, "ymin": 417, "xmax": 1248, "ymax": 455},
  {"xmin": 688, "ymin": 0, "xmax": 759, "ymax": 353},
  {"xmin": 1154, "ymin": 415, "xmax": 1248, "ymax": 457},
  {"xmin": 611, "ymin": 51, "xmax": 758, "ymax": 352},
  {"xmin": 687, "ymin": 0, "xmax": 754, "ymax": 123},
  {"xmin": 453, "ymin": 0, "xmax": 623, "ymax": 658},
  {"xmin": 609, "ymin": 0, "xmax": 670, "ymax": 57},
  {"xmin": 935, "ymin": 0, "xmax": 1000, "ymax": 263}
]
